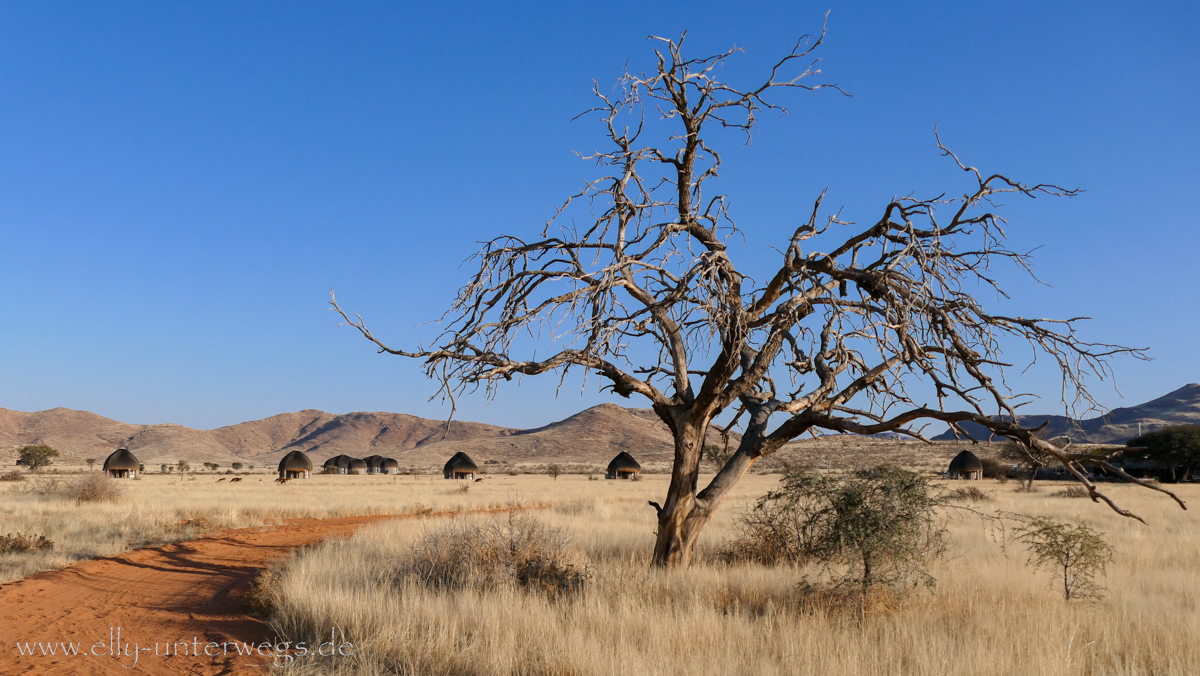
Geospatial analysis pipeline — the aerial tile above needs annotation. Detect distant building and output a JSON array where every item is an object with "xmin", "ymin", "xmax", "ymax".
[
  {"xmin": 945, "ymin": 450, "xmax": 983, "ymax": 480},
  {"xmin": 605, "ymin": 451, "xmax": 642, "ymax": 480},
  {"xmin": 278, "ymin": 450, "xmax": 312, "ymax": 480},
  {"xmin": 363, "ymin": 455, "xmax": 385, "ymax": 474},
  {"xmin": 103, "ymin": 448, "xmax": 140, "ymax": 479},
  {"xmin": 443, "ymin": 452, "xmax": 479, "ymax": 480}
]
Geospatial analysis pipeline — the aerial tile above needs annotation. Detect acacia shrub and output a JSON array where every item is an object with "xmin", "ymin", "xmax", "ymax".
[{"xmin": 726, "ymin": 466, "xmax": 947, "ymax": 597}]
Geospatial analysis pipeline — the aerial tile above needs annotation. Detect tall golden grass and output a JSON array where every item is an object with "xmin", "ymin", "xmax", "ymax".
[
  {"xmin": 263, "ymin": 479, "xmax": 1200, "ymax": 676},
  {"xmin": 0, "ymin": 472, "xmax": 659, "ymax": 583}
]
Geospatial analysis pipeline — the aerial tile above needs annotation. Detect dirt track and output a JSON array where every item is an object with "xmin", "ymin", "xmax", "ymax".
[{"xmin": 0, "ymin": 515, "xmax": 401, "ymax": 675}]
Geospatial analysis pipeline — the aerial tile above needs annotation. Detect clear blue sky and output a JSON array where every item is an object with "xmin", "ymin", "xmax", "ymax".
[{"xmin": 1, "ymin": 1, "xmax": 1196, "ymax": 430}]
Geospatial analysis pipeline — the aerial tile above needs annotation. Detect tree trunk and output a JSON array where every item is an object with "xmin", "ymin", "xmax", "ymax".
[
  {"xmin": 650, "ymin": 416, "xmax": 766, "ymax": 568},
  {"xmin": 651, "ymin": 423, "xmax": 709, "ymax": 567}
]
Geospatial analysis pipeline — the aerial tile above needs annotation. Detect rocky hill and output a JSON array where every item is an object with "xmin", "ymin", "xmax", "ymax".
[
  {"xmin": 0, "ymin": 402, "xmax": 722, "ymax": 469},
  {"xmin": 933, "ymin": 383, "xmax": 1200, "ymax": 444}
]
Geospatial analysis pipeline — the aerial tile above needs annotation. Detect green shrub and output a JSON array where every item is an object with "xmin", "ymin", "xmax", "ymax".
[
  {"xmin": 1013, "ymin": 516, "xmax": 1112, "ymax": 600},
  {"xmin": 726, "ymin": 466, "xmax": 947, "ymax": 598}
]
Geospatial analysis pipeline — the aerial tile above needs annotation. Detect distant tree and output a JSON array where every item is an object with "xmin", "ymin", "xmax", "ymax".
[
  {"xmin": 231, "ymin": 462, "xmax": 243, "ymax": 471},
  {"xmin": 1126, "ymin": 426, "xmax": 1200, "ymax": 481},
  {"xmin": 176, "ymin": 460, "xmax": 190, "ymax": 474},
  {"xmin": 1000, "ymin": 440, "xmax": 1054, "ymax": 489},
  {"xmin": 16, "ymin": 445, "xmax": 60, "ymax": 473},
  {"xmin": 1014, "ymin": 516, "xmax": 1112, "ymax": 601},
  {"xmin": 138, "ymin": 464, "xmax": 145, "ymax": 474},
  {"xmin": 979, "ymin": 457, "xmax": 1010, "ymax": 480},
  {"xmin": 547, "ymin": 464, "xmax": 562, "ymax": 481},
  {"xmin": 85, "ymin": 458, "xmax": 97, "ymax": 471},
  {"xmin": 248, "ymin": 464, "xmax": 255, "ymax": 471},
  {"xmin": 160, "ymin": 464, "xmax": 169, "ymax": 474}
]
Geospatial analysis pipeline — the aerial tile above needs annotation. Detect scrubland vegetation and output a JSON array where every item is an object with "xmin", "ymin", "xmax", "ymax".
[
  {"xmin": 3, "ymin": 469, "xmax": 1198, "ymax": 675},
  {"xmin": 259, "ymin": 479, "xmax": 1200, "ymax": 676}
]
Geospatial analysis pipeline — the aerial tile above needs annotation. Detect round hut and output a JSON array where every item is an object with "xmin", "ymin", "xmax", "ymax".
[
  {"xmin": 346, "ymin": 458, "xmax": 368, "ymax": 475},
  {"xmin": 443, "ymin": 452, "xmax": 478, "ymax": 480},
  {"xmin": 102, "ymin": 448, "xmax": 140, "ymax": 479},
  {"xmin": 278, "ymin": 450, "xmax": 313, "ymax": 480},
  {"xmin": 363, "ymin": 454, "xmax": 385, "ymax": 475},
  {"xmin": 947, "ymin": 450, "xmax": 984, "ymax": 480},
  {"xmin": 605, "ymin": 451, "xmax": 642, "ymax": 480},
  {"xmin": 321, "ymin": 456, "xmax": 343, "ymax": 474},
  {"xmin": 380, "ymin": 457, "xmax": 400, "ymax": 474}
]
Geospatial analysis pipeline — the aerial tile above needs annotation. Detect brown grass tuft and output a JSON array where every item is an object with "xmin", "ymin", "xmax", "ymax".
[
  {"xmin": 0, "ymin": 532, "xmax": 54, "ymax": 554},
  {"xmin": 399, "ymin": 513, "xmax": 590, "ymax": 597}
]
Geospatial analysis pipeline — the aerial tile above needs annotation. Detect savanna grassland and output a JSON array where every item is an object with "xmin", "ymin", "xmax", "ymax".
[
  {"xmin": 0, "ymin": 471, "xmax": 661, "ymax": 584},
  {"xmin": 257, "ymin": 477, "xmax": 1200, "ymax": 676}
]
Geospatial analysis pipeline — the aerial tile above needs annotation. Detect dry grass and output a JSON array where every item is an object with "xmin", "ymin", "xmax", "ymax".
[
  {"xmin": 0, "ymin": 472, "xmax": 676, "ymax": 583},
  {"xmin": 263, "ymin": 481, "xmax": 1200, "ymax": 676}
]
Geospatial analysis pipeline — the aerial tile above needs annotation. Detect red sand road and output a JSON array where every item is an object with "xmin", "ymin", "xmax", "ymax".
[{"xmin": 0, "ymin": 515, "xmax": 403, "ymax": 675}]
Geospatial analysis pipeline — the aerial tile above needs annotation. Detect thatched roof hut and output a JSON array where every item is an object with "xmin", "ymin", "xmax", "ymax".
[
  {"xmin": 947, "ymin": 450, "xmax": 984, "ymax": 480},
  {"xmin": 320, "ymin": 454, "xmax": 354, "ymax": 474},
  {"xmin": 380, "ymin": 457, "xmax": 400, "ymax": 474},
  {"xmin": 103, "ymin": 448, "xmax": 140, "ymax": 479},
  {"xmin": 363, "ymin": 454, "xmax": 385, "ymax": 474},
  {"xmin": 605, "ymin": 451, "xmax": 642, "ymax": 480},
  {"xmin": 347, "ymin": 458, "xmax": 368, "ymax": 474},
  {"xmin": 443, "ymin": 452, "xmax": 478, "ymax": 480},
  {"xmin": 278, "ymin": 450, "xmax": 313, "ymax": 480}
]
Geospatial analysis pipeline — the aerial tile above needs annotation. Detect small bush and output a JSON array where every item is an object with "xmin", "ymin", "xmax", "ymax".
[
  {"xmin": 0, "ymin": 471, "xmax": 25, "ymax": 482},
  {"xmin": 507, "ymin": 468, "xmax": 520, "ymax": 476},
  {"xmin": 455, "ymin": 482, "xmax": 471, "ymax": 493},
  {"xmin": 20, "ymin": 477, "xmax": 65, "ymax": 496},
  {"xmin": 1014, "ymin": 483, "xmax": 1040, "ymax": 493},
  {"xmin": 1054, "ymin": 486, "xmax": 1090, "ymax": 499},
  {"xmin": 0, "ymin": 531, "xmax": 54, "ymax": 554},
  {"xmin": 944, "ymin": 486, "xmax": 992, "ymax": 502},
  {"xmin": 397, "ymin": 513, "xmax": 590, "ymax": 597},
  {"xmin": 587, "ymin": 474, "xmax": 598, "ymax": 481},
  {"xmin": 725, "ymin": 466, "xmax": 946, "ymax": 599},
  {"xmin": 1014, "ymin": 515, "xmax": 1112, "ymax": 601},
  {"xmin": 64, "ymin": 473, "xmax": 126, "ymax": 503}
]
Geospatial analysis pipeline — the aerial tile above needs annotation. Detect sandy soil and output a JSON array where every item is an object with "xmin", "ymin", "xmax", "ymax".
[{"xmin": 0, "ymin": 514, "xmax": 404, "ymax": 675}]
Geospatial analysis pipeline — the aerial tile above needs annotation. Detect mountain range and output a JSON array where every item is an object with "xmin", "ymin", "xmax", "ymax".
[
  {"xmin": 0, "ymin": 403, "xmax": 729, "ymax": 469},
  {"xmin": 2, "ymin": 384, "xmax": 1196, "ymax": 469},
  {"xmin": 932, "ymin": 383, "xmax": 1200, "ymax": 444}
]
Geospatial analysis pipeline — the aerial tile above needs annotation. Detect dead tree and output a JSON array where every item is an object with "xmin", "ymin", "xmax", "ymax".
[{"xmin": 331, "ymin": 23, "xmax": 1184, "ymax": 568}]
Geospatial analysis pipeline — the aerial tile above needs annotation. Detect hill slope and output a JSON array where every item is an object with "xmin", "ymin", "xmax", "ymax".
[{"xmin": 933, "ymin": 384, "xmax": 1200, "ymax": 444}]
